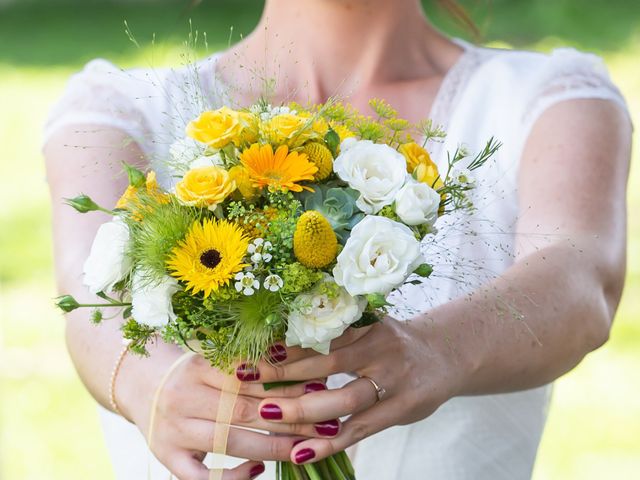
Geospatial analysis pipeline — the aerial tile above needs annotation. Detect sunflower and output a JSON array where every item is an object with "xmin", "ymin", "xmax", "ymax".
[
  {"xmin": 167, "ymin": 218, "xmax": 250, "ymax": 297},
  {"xmin": 240, "ymin": 143, "xmax": 317, "ymax": 193}
]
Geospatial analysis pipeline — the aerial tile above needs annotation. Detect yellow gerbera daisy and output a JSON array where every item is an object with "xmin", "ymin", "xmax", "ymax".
[
  {"xmin": 240, "ymin": 143, "xmax": 318, "ymax": 193},
  {"xmin": 167, "ymin": 218, "xmax": 249, "ymax": 297}
]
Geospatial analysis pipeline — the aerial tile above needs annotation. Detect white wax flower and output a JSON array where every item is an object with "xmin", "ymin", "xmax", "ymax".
[
  {"xmin": 83, "ymin": 218, "xmax": 132, "ymax": 294},
  {"xmin": 333, "ymin": 140, "xmax": 408, "ymax": 214},
  {"xmin": 395, "ymin": 179, "xmax": 441, "ymax": 226},
  {"xmin": 263, "ymin": 274, "xmax": 284, "ymax": 292},
  {"xmin": 285, "ymin": 276, "xmax": 367, "ymax": 354},
  {"xmin": 131, "ymin": 272, "xmax": 180, "ymax": 328},
  {"xmin": 248, "ymin": 238, "xmax": 273, "ymax": 264},
  {"xmin": 235, "ymin": 272, "xmax": 260, "ymax": 296},
  {"xmin": 333, "ymin": 215, "xmax": 423, "ymax": 296}
]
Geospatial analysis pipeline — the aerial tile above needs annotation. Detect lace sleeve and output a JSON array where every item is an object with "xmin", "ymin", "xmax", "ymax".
[
  {"xmin": 522, "ymin": 48, "xmax": 632, "ymax": 130},
  {"xmin": 42, "ymin": 59, "xmax": 156, "ymax": 156}
]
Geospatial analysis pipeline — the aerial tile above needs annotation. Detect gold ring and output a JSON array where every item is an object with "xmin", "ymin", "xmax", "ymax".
[{"xmin": 360, "ymin": 375, "xmax": 387, "ymax": 402}]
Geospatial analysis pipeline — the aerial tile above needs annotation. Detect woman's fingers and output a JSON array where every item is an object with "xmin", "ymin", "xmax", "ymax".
[
  {"xmin": 179, "ymin": 419, "xmax": 299, "ymax": 461},
  {"xmin": 169, "ymin": 450, "xmax": 265, "ymax": 480},
  {"xmin": 288, "ymin": 399, "xmax": 393, "ymax": 465},
  {"xmin": 178, "ymin": 386, "xmax": 328, "ymax": 437},
  {"xmin": 245, "ymin": 344, "xmax": 363, "ymax": 384},
  {"xmin": 257, "ymin": 377, "xmax": 378, "ymax": 426}
]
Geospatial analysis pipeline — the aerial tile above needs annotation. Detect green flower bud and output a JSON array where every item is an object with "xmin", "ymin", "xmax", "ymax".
[
  {"xmin": 122, "ymin": 162, "xmax": 146, "ymax": 187},
  {"xmin": 55, "ymin": 295, "xmax": 80, "ymax": 313},
  {"xmin": 265, "ymin": 313, "xmax": 282, "ymax": 327},
  {"xmin": 414, "ymin": 263, "xmax": 433, "ymax": 278},
  {"xmin": 64, "ymin": 194, "xmax": 101, "ymax": 213}
]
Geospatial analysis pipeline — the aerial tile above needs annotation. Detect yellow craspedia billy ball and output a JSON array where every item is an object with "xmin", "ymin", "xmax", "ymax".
[
  {"xmin": 303, "ymin": 142, "xmax": 334, "ymax": 181},
  {"xmin": 293, "ymin": 211, "xmax": 338, "ymax": 269}
]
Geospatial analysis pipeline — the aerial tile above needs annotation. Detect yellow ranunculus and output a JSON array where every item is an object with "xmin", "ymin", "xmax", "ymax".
[
  {"xmin": 399, "ymin": 142, "xmax": 444, "ymax": 190},
  {"xmin": 263, "ymin": 113, "xmax": 312, "ymax": 146},
  {"xmin": 116, "ymin": 171, "xmax": 168, "ymax": 212},
  {"xmin": 414, "ymin": 162, "xmax": 445, "ymax": 191},
  {"xmin": 186, "ymin": 107, "xmax": 245, "ymax": 149},
  {"xmin": 175, "ymin": 166, "xmax": 236, "ymax": 210},
  {"xmin": 399, "ymin": 142, "xmax": 434, "ymax": 172},
  {"xmin": 228, "ymin": 165, "xmax": 258, "ymax": 202}
]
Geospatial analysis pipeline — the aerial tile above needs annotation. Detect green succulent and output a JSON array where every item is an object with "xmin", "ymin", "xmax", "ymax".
[{"xmin": 299, "ymin": 183, "xmax": 364, "ymax": 243}]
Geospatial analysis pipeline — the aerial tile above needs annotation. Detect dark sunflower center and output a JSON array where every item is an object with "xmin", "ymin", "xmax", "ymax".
[{"xmin": 200, "ymin": 249, "xmax": 222, "ymax": 269}]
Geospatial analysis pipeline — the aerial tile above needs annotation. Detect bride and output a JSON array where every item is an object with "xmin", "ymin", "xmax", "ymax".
[{"xmin": 44, "ymin": 0, "xmax": 631, "ymax": 479}]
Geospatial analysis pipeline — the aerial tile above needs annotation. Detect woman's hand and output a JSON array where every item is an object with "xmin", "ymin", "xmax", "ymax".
[
  {"xmin": 237, "ymin": 317, "xmax": 465, "ymax": 465},
  {"xmin": 116, "ymin": 341, "xmax": 331, "ymax": 479}
]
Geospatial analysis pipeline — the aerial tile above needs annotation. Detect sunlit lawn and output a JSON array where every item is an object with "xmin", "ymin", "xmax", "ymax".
[{"xmin": 0, "ymin": 2, "xmax": 638, "ymax": 479}]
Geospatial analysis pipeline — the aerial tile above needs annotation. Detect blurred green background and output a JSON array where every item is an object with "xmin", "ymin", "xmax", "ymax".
[{"xmin": 0, "ymin": 0, "xmax": 637, "ymax": 478}]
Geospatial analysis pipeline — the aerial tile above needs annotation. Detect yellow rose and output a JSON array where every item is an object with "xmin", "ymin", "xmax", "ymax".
[
  {"xmin": 175, "ymin": 166, "xmax": 236, "ymax": 210},
  {"xmin": 186, "ymin": 107, "xmax": 244, "ymax": 149},
  {"xmin": 228, "ymin": 165, "xmax": 258, "ymax": 202},
  {"xmin": 263, "ymin": 113, "xmax": 312, "ymax": 146}
]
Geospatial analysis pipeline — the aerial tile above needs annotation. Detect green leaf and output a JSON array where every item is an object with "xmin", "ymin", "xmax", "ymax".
[
  {"xmin": 324, "ymin": 128, "xmax": 340, "ymax": 157},
  {"xmin": 263, "ymin": 380, "xmax": 302, "ymax": 391},
  {"xmin": 351, "ymin": 311, "xmax": 381, "ymax": 329},
  {"xmin": 414, "ymin": 263, "xmax": 433, "ymax": 277},
  {"xmin": 366, "ymin": 293, "xmax": 391, "ymax": 309},
  {"xmin": 122, "ymin": 161, "xmax": 146, "ymax": 187}
]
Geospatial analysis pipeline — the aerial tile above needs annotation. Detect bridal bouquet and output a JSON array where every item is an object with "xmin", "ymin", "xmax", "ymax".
[{"xmin": 57, "ymin": 98, "xmax": 498, "ymax": 479}]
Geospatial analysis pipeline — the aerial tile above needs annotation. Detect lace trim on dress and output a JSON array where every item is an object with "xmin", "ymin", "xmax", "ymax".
[
  {"xmin": 522, "ymin": 48, "xmax": 630, "ymax": 130},
  {"xmin": 427, "ymin": 39, "xmax": 488, "ymax": 163}
]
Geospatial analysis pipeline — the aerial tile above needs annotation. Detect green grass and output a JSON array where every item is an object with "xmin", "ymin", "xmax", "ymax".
[{"xmin": 0, "ymin": 1, "xmax": 638, "ymax": 479}]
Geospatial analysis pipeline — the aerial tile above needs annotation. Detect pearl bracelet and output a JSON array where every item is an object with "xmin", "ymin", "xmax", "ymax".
[{"xmin": 109, "ymin": 340, "xmax": 132, "ymax": 415}]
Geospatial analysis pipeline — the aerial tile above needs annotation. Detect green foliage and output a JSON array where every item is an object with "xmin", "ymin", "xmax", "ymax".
[
  {"xmin": 280, "ymin": 262, "xmax": 323, "ymax": 294},
  {"xmin": 127, "ymin": 195, "xmax": 203, "ymax": 284},
  {"xmin": 121, "ymin": 319, "xmax": 157, "ymax": 356}
]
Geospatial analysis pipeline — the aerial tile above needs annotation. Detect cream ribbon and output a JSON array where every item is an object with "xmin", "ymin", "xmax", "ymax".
[{"xmin": 146, "ymin": 352, "xmax": 241, "ymax": 480}]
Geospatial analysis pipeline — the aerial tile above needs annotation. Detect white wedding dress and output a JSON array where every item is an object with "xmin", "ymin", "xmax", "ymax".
[{"xmin": 44, "ymin": 39, "xmax": 629, "ymax": 479}]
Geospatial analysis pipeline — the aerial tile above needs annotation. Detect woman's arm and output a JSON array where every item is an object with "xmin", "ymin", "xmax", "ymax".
[
  {"xmin": 243, "ymin": 98, "xmax": 632, "ymax": 464},
  {"xmin": 45, "ymin": 127, "xmax": 302, "ymax": 479},
  {"xmin": 437, "ymin": 98, "xmax": 631, "ymax": 394}
]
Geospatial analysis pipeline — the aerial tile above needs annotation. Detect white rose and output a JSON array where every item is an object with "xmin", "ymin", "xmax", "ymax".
[
  {"xmin": 333, "ymin": 215, "xmax": 423, "ymax": 296},
  {"xmin": 333, "ymin": 140, "xmax": 408, "ymax": 214},
  {"xmin": 286, "ymin": 277, "xmax": 367, "ymax": 354},
  {"xmin": 131, "ymin": 271, "xmax": 180, "ymax": 328},
  {"xmin": 395, "ymin": 179, "xmax": 441, "ymax": 226},
  {"xmin": 83, "ymin": 218, "xmax": 132, "ymax": 294}
]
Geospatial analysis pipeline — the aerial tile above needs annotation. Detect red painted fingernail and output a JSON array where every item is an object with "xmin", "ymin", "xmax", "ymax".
[
  {"xmin": 314, "ymin": 419, "xmax": 340, "ymax": 437},
  {"xmin": 269, "ymin": 344, "xmax": 287, "ymax": 363},
  {"xmin": 295, "ymin": 448, "xmax": 316, "ymax": 464},
  {"xmin": 249, "ymin": 463, "xmax": 265, "ymax": 478},
  {"xmin": 304, "ymin": 382, "xmax": 327, "ymax": 394},
  {"xmin": 236, "ymin": 363, "xmax": 260, "ymax": 381},
  {"xmin": 260, "ymin": 403, "xmax": 283, "ymax": 420},
  {"xmin": 293, "ymin": 439, "xmax": 306, "ymax": 447}
]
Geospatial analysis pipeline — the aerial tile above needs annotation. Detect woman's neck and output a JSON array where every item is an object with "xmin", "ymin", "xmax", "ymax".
[{"xmin": 219, "ymin": 0, "xmax": 460, "ymax": 104}]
